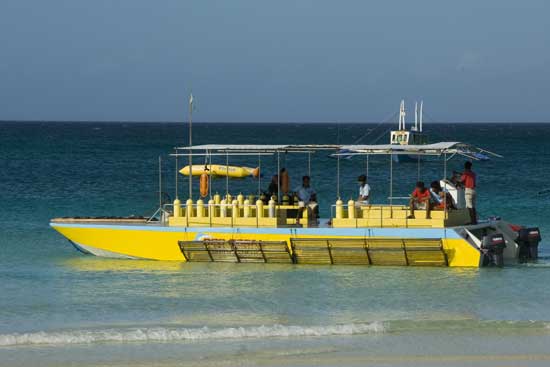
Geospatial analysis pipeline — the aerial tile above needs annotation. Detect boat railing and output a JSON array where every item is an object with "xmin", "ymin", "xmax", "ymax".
[
  {"xmin": 330, "ymin": 202, "xmax": 466, "ymax": 229},
  {"xmin": 168, "ymin": 200, "xmax": 313, "ymax": 228},
  {"xmin": 387, "ymin": 196, "xmax": 410, "ymax": 201},
  {"xmin": 147, "ymin": 204, "xmax": 173, "ymax": 225}
]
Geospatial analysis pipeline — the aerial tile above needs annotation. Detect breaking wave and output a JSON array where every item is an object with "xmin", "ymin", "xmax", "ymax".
[
  {"xmin": 3, "ymin": 319, "xmax": 550, "ymax": 348},
  {"xmin": 0, "ymin": 322, "xmax": 385, "ymax": 347}
]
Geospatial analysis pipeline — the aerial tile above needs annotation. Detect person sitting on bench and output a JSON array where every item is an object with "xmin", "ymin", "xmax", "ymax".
[
  {"xmin": 408, "ymin": 181, "xmax": 431, "ymax": 219},
  {"xmin": 294, "ymin": 175, "xmax": 318, "ymax": 220},
  {"xmin": 356, "ymin": 174, "xmax": 371, "ymax": 205},
  {"xmin": 429, "ymin": 181, "xmax": 456, "ymax": 210}
]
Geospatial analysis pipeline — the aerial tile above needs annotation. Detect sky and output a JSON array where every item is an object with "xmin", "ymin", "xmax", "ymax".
[{"xmin": 0, "ymin": 0, "xmax": 549, "ymax": 122}]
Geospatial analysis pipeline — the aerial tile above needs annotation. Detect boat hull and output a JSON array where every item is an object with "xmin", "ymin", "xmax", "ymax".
[{"xmin": 50, "ymin": 222, "xmax": 483, "ymax": 267}]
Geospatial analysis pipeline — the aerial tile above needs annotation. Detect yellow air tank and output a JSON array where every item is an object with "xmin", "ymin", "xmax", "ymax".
[
  {"xmin": 282, "ymin": 194, "xmax": 290, "ymax": 205},
  {"xmin": 186, "ymin": 199, "xmax": 194, "ymax": 218},
  {"xmin": 208, "ymin": 199, "xmax": 215, "ymax": 218},
  {"xmin": 347, "ymin": 199, "xmax": 356, "ymax": 219},
  {"xmin": 232, "ymin": 200, "xmax": 239, "ymax": 220},
  {"xmin": 256, "ymin": 199, "xmax": 264, "ymax": 218},
  {"xmin": 243, "ymin": 199, "xmax": 251, "ymax": 217},
  {"xmin": 268, "ymin": 198, "xmax": 276, "ymax": 218},
  {"xmin": 213, "ymin": 193, "xmax": 221, "ymax": 216},
  {"xmin": 335, "ymin": 199, "xmax": 344, "ymax": 219},
  {"xmin": 173, "ymin": 199, "xmax": 181, "ymax": 218},
  {"xmin": 196, "ymin": 199, "xmax": 205, "ymax": 218},
  {"xmin": 220, "ymin": 199, "xmax": 227, "ymax": 217}
]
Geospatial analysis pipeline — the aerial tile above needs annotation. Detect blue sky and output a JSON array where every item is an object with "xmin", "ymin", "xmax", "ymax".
[{"xmin": 1, "ymin": 0, "xmax": 548, "ymax": 122}]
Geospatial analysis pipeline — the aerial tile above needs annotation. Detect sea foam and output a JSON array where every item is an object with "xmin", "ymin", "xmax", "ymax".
[{"xmin": 0, "ymin": 322, "xmax": 385, "ymax": 347}]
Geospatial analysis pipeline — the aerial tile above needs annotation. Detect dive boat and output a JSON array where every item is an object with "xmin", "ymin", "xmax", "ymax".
[
  {"xmin": 390, "ymin": 100, "xmax": 428, "ymax": 163},
  {"xmin": 51, "ymin": 142, "xmax": 542, "ymax": 268},
  {"xmin": 390, "ymin": 100, "xmax": 491, "ymax": 161}
]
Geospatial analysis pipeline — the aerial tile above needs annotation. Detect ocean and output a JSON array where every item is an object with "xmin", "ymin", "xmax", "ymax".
[{"xmin": 1, "ymin": 121, "xmax": 550, "ymax": 366}]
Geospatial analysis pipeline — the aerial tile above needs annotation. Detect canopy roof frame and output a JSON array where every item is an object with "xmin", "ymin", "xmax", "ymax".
[{"xmin": 174, "ymin": 142, "xmax": 501, "ymax": 160}]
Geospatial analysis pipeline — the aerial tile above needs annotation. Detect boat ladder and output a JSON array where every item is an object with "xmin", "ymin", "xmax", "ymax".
[{"xmin": 178, "ymin": 238, "xmax": 448, "ymax": 266}]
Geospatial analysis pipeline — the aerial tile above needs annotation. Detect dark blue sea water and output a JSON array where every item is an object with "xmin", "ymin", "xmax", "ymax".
[{"xmin": 1, "ymin": 122, "xmax": 550, "ymax": 366}]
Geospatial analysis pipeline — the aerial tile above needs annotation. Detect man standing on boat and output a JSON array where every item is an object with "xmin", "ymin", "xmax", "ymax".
[{"xmin": 461, "ymin": 161, "xmax": 477, "ymax": 224}]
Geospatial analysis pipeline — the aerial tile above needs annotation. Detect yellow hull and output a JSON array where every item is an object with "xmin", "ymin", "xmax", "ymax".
[
  {"xmin": 179, "ymin": 165, "xmax": 259, "ymax": 178},
  {"xmin": 50, "ymin": 223, "xmax": 482, "ymax": 267}
]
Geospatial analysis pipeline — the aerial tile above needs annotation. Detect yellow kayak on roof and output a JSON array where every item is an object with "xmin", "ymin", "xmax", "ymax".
[{"xmin": 179, "ymin": 164, "xmax": 260, "ymax": 178}]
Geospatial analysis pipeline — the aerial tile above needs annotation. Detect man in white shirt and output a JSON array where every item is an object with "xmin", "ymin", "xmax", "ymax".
[
  {"xmin": 357, "ymin": 174, "xmax": 371, "ymax": 205},
  {"xmin": 294, "ymin": 176, "xmax": 318, "ymax": 219}
]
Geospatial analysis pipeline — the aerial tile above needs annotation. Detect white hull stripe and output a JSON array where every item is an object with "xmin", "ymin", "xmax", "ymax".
[{"xmin": 51, "ymin": 223, "xmax": 462, "ymax": 239}]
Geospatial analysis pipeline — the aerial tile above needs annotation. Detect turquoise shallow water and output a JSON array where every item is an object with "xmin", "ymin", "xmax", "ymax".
[{"xmin": 1, "ymin": 122, "xmax": 550, "ymax": 366}]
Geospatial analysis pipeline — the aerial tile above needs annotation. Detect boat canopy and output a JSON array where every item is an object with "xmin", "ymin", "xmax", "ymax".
[
  {"xmin": 337, "ymin": 142, "xmax": 501, "ymax": 159},
  {"xmin": 176, "ymin": 144, "xmax": 340, "ymax": 153},
  {"xmin": 175, "ymin": 142, "xmax": 499, "ymax": 159}
]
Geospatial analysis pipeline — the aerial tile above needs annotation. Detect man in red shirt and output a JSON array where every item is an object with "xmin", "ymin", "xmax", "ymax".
[
  {"xmin": 461, "ymin": 161, "xmax": 477, "ymax": 224},
  {"xmin": 408, "ymin": 181, "xmax": 431, "ymax": 219}
]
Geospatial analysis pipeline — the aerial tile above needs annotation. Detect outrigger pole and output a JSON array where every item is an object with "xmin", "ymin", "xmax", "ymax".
[{"xmin": 188, "ymin": 93, "xmax": 193, "ymax": 199}]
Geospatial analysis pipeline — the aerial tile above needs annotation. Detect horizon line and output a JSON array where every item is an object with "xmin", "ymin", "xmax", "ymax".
[{"xmin": 2, "ymin": 120, "xmax": 550, "ymax": 124}]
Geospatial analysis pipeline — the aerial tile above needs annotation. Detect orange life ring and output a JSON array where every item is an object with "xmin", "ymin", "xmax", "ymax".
[{"xmin": 200, "ymin": 171, "xmax": 209, "ymax": 197}]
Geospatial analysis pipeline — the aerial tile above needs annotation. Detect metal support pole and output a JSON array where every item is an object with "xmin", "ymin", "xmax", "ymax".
[
  {"xmin": 308, "ymin": 151, "xmax": 311, "ymax": 177},
  {"xmin": 175, "ymin": 150, "xmax": 178, "ymax": 200},
  {"xmin": 258, "ymin": 153, "xmax": 261, "ymax": 197},
  {"xmin": 226, "ymin": 152, "xmax": 229, "ymax": 196},
  {"xmin": 158, "ymin": 156, "xmax": 162, "ymax": 209},
  {"xmin": 188, "ymin": 96, "xmax": 193, "ymax": 200},
  {"xmin": 389, "ymin": 154, "xmax": 393, "ymax": 207},
  {"xmin": 277, "ymin": 151, "xmax": 281, "ymax": 203},
  {"xmin": 337, "ymin": 154, "xmax": 341, "ymax": 199},
  {"xmin": 208, "ymin": 150, "xmax": 212, "ymax": 199},
  {"xmin": 444, "ymin": 153, "xmax": 448, "ymax": 219},
  {"xmin": 366, "ymin": 154, "xmax": 369, "ymax": 180},
  {"xmin": 417, "ymin": 154, "xmax": 420, "ymax": 182}
]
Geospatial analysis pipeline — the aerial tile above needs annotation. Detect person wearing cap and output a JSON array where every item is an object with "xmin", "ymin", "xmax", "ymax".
[
  {"xmin": 357, "ymin": 174, "xmax": 371, "ymax": 205},
  {"xmin": 408, "ymin": 181, "xmax": 431, "ymax": 219}
]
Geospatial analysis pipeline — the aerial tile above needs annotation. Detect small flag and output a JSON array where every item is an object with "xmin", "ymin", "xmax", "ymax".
[{"xmin": 189, "ymin": 93, "xmax": 194, "ymax": 106}]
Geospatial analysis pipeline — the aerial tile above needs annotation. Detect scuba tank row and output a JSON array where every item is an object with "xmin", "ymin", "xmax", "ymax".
[
  {"xmin": 259, "ymin": 193, "xmax": 301, "ymax": 205},
  {"xmin": 207, "ymin": 193, "xmax": 301, "ymax": 206}
]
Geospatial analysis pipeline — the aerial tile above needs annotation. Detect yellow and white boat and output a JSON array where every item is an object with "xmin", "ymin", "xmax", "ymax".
[{"xmin": 51, "ymin": 142, "xmax": 542, "ymax": 267}]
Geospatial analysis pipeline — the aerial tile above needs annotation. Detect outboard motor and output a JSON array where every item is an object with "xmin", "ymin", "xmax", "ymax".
[
  {"xmin": 517, "ymin": 227, "xmax": 541, "ymax": 262},
  {"xmin": 481, "ymin": 233, "xmax": 506, "ymax": 267}
]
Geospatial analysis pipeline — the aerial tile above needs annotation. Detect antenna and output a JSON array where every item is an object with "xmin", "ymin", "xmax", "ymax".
[
  {"xmin": 414, "ymin": 101, "xmax": 418, "ymax": 131},
  {"xmin": 420, "ymin": 100, "xmax": 423, "ymax": 132},
  {"xmin": 188, "ymin": 93, "xmax": 193, "ymax": 199},
  {"xmin": 399, "ymin": 100, "xmax": 406, "ymax": 130}
]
